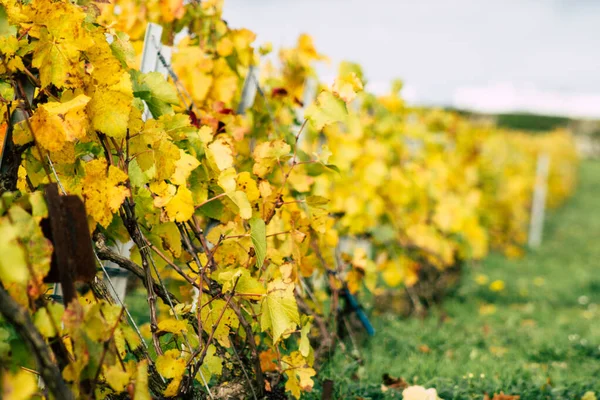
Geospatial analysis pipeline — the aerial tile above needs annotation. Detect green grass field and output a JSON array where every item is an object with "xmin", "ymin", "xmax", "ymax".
[{"xmin": 311, "ymin": 161, "xmax": 600, "ymax": 400}]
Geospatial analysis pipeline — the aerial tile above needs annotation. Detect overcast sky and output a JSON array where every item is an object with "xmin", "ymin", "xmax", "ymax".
[{"xmin": 222, "ymin": 0, "xmax": 600, "ymax": 117}]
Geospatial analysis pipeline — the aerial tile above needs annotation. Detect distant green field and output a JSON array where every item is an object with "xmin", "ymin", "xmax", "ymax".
[
  {"xmin": 445, "ymin": 108, "xmax": 577, "ymax": 132},
  {"xmin": 311, "ymin": 160, "xmax": 600, "ymax": 400}
]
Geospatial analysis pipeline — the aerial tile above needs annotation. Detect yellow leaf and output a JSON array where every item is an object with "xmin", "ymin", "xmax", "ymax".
[
  {"xmin": 304, "ymin": 91, "xmax": 348, "ymax": 131},
  {"xmin": 228, "ymin": 190, "xmax": 252, "ymax": 219},
  {"xmin": 105, "ymin": 364, "xmax": 130, "ymax": 393},
  {"xmin": 164, "ymin": 377, "xmax": 182, "ymax": 397},
  {"xmin": 200, "ymin": 299, "xmax": 239, "ymax": 347},
  {"xmin": 236, "ymin": 172, "xmax": 260, "ymax": 202},
  {"xmin": 165, "ymin": 186, "xmax": 194, "ymax": 222},
  {"xmin": 134, "ymin": 360, "xmax": 151, "ymax": 400},
  {"xmin": 252, "ymin": 139, "xmax": 291, "ymax": 178},
  {"xmin": 32, "ymin": 34, "xmax": 81, "ymax": 89},
  {"xmin": 215, "ymin": 268, "xmax": 266, "ymax": 300},
  {"xmin": 150, "ymin": 181, "xmax": 177, "ymax": 208},
  {"xmin": 261, "ymin": 279, "xmax": 300, "ymax": 343},
  {"xmin": 156, "ymin": 349, "xmax": 186, "ymax": 379},
  {"xmin": 216, "ymin": 37, "xmax": 233, "ymax": 57},
  {"xmin": 332, "ymin": 72, "xmax": 363, "ymax": 103},
  {"xmin": 282, "ymin": 351, "xmax": 316, "ymax": 399},
  {"xmin": 1, "ymin": 369, "xmax": 37, "ymax": 400},
  {"xmin": 88, "ymin": 72, "xmax": 133, "ymax": 138},
  {"xmin": 30, "ymin": 94, "xmax": 90, "ymax": 152},
  {"xmin": 217, "ymin": 168, "xmax": 237, "ymax": 193},
  {"xmin": 82, "ymin": 159, "xmax": 130, "ymax": 228},
  {"xmin": 171, "ymin": 150, "xmax": 200, "ymax": 185},
  {"xmin": 157, "ymin": 318, "xmax": 188, "ymax": 334},
  {"xmin": 0, "ymin": 222, "xmax": 28, "ymax": 284},
  {"xmin": 198, "ymin": 344, "xmax": 223, "ymax": 383},
  {"xmin": 33, "ymin": 302, "xmax": 64, "ymax": 338},
  {"xmin": 207, "ymin": 137, "xmax": 234, "ymax": 171},
  {"xmin": 299, "ymin": 319, "xmax": 312, "ymax": 357}
]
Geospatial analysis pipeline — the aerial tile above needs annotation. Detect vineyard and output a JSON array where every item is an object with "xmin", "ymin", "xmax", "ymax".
[{"xmin": 0, "ymin": 1, "xmax": 583, "ymax": 400}]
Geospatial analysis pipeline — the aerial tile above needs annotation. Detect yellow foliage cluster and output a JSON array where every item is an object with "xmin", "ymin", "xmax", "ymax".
[{"xmin": 0, "ymin": 0, "xmax": 577, "ymax": 399}]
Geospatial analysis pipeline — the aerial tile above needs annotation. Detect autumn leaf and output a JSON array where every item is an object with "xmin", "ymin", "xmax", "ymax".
[
  {"xmin": 88, "ymin": 72, "xmax": 134, "ymax": 138},
  {"xmin": 299, "ymin": 318, "xmax": 312, "ymax": 357},
  {"xmin": 304, "ymin": 91, "xmax": 348, "ymax": 130},
  {"xmin": 30, "ymin": 94, "xmax": 90, "ymax": 152},
  {"xmin": 207, "ymin": 137, "xmax": 234, "ymax": 171},
  {"xmin": 134, "ymin": 360, "xmax": 151, "ymax": 400},
  {"xmin": 483, "ymin": 393, "xmax": 520, "ymax": 400},
  {"xmin": 171, "ymin": 150, "xmax": 200, "ymax": 185},
  {"xmin": 236, "ymin": 172, "xmax": 260, "ymax": 202},
  {"xmin": 164, "ymin": 186, "xmax": 194, "ymax": 222},
  {"xmin": 249, "ymin": 217, "xmax": 267, "ymax": 268},
  {"xmin": 157, "ymin": 318, "xmax": 188, "ymax": 335},
  {"xmin": 105, "ymin": 364, "xmax": 131, "ymax": 393},
  {"xmin": 33, "ymin": 302, "xmax": 64, "ymax": 338},
  {"xmin": 1, "ymin": 369, "xmax": 37, "ymax": 400},
  {"xmin": 381, "ymin": 373, "xmax": 408, "ymax": 391},
  {"xmin": 332, "ymin": 72, "xmax": 363, "ymax": 103},
  {"xmin": 282, "ymin": 351, "xmax": 316, "ymax": 399},
  {"xmin": 252, "ymin": 139, "xmax": 291, "ymax": 178},
  {"xmin": 215, "ymin": 268, "xmax": 265, "ymax": 300},
  {"xmin": 261, "ymin": 279, "xmax": 300, "ymax": 343},
  {"xmin": 82, "ymin": 159, "xmax": 130, "ymax": 228},
  {"xmin": 156, "ymin": 349, "xmax": 186, "ymax": 379},
  {"xmin": 197, "ymin": 344, "xmax": 223, "ymax": 383},
  {"xmin": 259, "ymin": 349, "xmax": 278, "ymax": 372},
  {"xmin": 200, "ymin": 299, "xmax": 239, "ymax": 347},
  {"xmin": 0, "ymin": 221, "xmax": 28, "ymax": 285}
]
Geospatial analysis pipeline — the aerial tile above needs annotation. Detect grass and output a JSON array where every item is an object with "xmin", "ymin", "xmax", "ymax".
[{"xmin": 311, "ymin": 160, "xmax": 600, "ymax": 400}]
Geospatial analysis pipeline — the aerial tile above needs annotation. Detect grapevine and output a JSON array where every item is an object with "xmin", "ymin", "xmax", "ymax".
[{"xmin": 0, "ymin": 1, "xmax": 578, "ymax": 399}]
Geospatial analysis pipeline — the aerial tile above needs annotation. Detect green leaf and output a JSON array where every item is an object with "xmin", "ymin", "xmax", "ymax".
[
  {"xmin": 141, "ymin": 71, "xmax": 179, "ymax": 105},
  {"xmin": 0, "ymin": 79, "xmax": 14, "ymax": 102},
  {"xmin": 131, "ymin": 70, "xmax": 179, "ymax": 118},
  {"xmin": 324, "ymin": 163, "xmax": 341, "ymax": 174},
  {"xmin": 260, "ymin": 279, "xmax": 300, "ymax": 343},
  {"xmin": 215, "ymin": 268, "xmax": 265, "ymax": 299},
  {"xmin": 249, "ymin": 216, "xmax": 267, "ymax": 269},
  {"xmin": 109, "ymin": 31, "xmax": 135, "ymax": 68},
  {"xmin": 198, "ymin": 198, "xmax": 224, "ymax": 220},
  {"xmin": 29, "ymin": 191, "xmax": 47, "ymax": 218},
  {"xmin": 305, "ymin": 195, "xmax": 329, "ymax": 207},
  {"xmin": 299, "ymin": 318, "xmax": 312, "ymax": 357},
  {"xmin": 0, "ymin": 326, "xmax": 10, "ymax": 358},
  {"xmin": 33, "ymin": 303, "xmax": 64, "ymax": 338}
]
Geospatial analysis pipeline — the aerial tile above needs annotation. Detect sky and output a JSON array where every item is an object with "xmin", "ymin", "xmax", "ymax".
[{"xmin": 222, "ymin": 0, "xmax": 600, "ymax": 118}]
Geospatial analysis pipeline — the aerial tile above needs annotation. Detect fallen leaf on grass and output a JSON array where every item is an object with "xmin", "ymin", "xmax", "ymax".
[
  {"xmin": 479, "ymin": 304, "xmax": 497, "ymax": 315},
  {"xmin": 489, "ymin": 345, "xmax": 508, "ymax": 357},
  {"xmin": 418, "ymin": 344, "xmax": 431, "ymax": 353},
  {"xmin": 521, "ymin": 319, "xmax": 537, "ymax": 327},
  {"xmin": 381, "ymin": 373, "xmax": 408, "ymax": 391}
]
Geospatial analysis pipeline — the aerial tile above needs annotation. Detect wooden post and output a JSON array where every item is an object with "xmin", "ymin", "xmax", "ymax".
[{"xmin": 528, "ymin": 153, "xmax": 550, "ymax": 248}]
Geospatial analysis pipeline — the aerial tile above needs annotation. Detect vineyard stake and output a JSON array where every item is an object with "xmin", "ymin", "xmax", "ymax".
[{"xmin": 528, "ymin": 153, "xmax": 551, "ymax": 248}]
